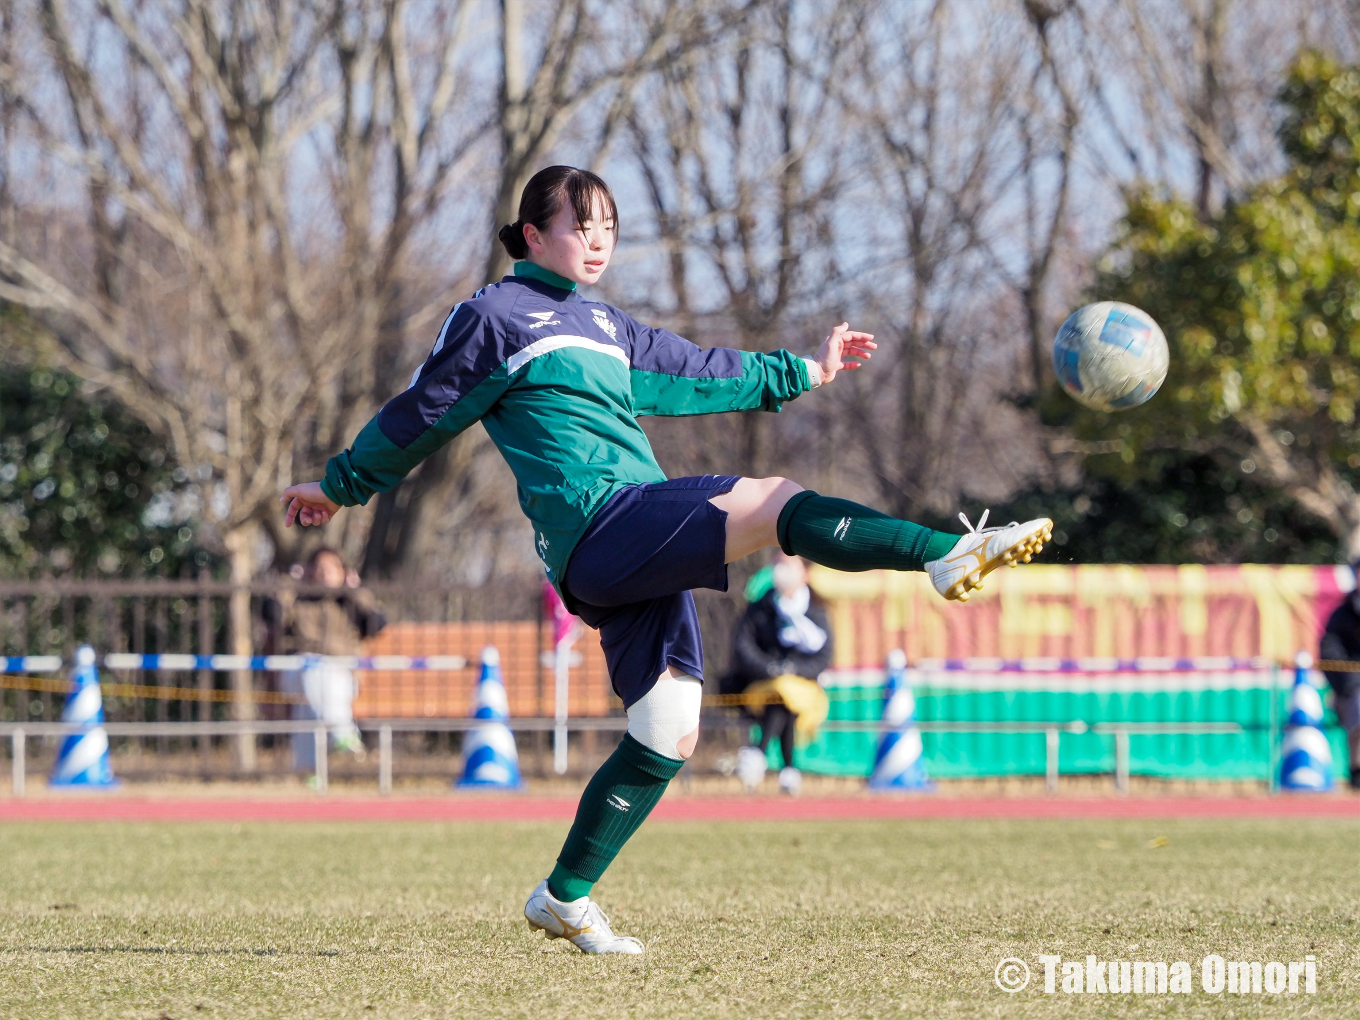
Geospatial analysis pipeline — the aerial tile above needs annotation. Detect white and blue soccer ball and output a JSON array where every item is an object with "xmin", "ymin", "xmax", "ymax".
[{"xmin": 1052, "ymin": 301, "xmax": 1169, "ymax": 412}]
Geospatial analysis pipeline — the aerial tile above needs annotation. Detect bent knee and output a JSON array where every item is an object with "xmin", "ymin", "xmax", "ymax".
[
  {"xmin": 730, "ymin": 476, "xmax": 804, "ymax": 519},
  {"xmin": 627, "ymin": 672, "xmax": 702, "ymax": 760},
  {"xmin": 755, "ymin": 476, "xmax": 804, "ymax": 502}
]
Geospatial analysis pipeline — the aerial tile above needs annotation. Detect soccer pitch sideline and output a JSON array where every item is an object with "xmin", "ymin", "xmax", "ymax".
[{"xmin": 0, "ymin": 818, "xmax": 1355, "ymax": 1019}]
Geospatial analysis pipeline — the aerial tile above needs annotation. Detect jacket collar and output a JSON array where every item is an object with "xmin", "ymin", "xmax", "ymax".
[{"xmin": 513, "ymin": 260, "xmax": 577, "ymax": 292}]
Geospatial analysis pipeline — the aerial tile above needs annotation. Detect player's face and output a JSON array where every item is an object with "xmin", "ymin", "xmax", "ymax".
[{"xmin": 525, "ymin": 193, "xmax": 615, "ymax": 286}]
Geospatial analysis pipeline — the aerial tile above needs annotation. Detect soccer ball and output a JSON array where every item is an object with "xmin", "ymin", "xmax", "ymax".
[{"xmin": 1052, "ymin": 301, "xmax": 1169, "ymax": 412}]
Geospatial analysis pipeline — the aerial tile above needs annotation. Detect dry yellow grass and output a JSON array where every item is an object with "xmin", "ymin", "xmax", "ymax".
[{"xmin": 0, "ymin": 817, "xmax": 1355, "ymax": 1018}]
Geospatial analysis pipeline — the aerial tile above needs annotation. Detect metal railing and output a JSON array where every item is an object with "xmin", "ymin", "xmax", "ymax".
[
  {"xmin": 3, "ymin": 638, "xmax": 1342, "ymax": 793},
  {"xmin": 0, "ymin": 577, "xmax": 571, "ymax": 729},
  {"xmin": 1, "ymin": 717, "xmax": 1249, "ymax": 798},
  {"xmin": 0, "ymin": 717, "xmax": 634, "ymax": 798},
  {"xmin": 813, "ymin": 719, "xmax": 1247, "ymax": 793}
]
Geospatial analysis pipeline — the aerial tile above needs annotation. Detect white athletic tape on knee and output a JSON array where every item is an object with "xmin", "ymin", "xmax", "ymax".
[{"xmin": 626, "ymin": 672, "xmax": 702, "ymax": 760}]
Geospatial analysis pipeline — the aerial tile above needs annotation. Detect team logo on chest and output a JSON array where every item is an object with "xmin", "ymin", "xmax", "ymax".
[{"xmin": 591, "ymin": 307, "xmax": 617, "ymax": 341}]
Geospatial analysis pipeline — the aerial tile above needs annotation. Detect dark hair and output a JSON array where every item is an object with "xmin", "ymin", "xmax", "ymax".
[{"xmin": 497, "ymin": 166, "xmax": 618, "ymax": 260}]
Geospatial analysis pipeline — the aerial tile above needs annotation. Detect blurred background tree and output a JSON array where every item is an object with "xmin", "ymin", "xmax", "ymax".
[{"xmin": 0, "ymin": 314, "xmax": 208, "ymax": 578}]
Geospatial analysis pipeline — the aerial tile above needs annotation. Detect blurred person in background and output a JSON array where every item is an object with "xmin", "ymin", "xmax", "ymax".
[
  {"xmin": 1320, "ymin": 555, "xmax": 1360, "ymax": 790},
  {"xmin": 722, "ymin": 551, "xmax": 832, "ymax": 795},
  {"xmin": 264, "ymin": 547, "xmax": 386, "ymax": 770}
]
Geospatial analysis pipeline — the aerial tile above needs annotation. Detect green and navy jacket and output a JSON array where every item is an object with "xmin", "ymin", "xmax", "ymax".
[{"xmin": 322, "ymin": 262, "xmax": 814, "ymax": 585}]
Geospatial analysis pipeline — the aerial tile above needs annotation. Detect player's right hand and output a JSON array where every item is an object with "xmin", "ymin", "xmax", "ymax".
[
  {"xmin": 813, "ymin": 322, "xmax": 875, "ymax": 384},
  {"xmin": 281, "ymin": 481, "xmax": 340, "ymax": 528}
]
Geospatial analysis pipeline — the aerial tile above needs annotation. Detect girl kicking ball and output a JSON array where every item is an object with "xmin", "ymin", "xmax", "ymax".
[{"xmin": 282, "ymin": 166, "xmax": 1051, "ymax": 954}]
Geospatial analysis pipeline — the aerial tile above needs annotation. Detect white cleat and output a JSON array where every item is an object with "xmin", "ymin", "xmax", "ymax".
[
  {"xmin": 778, "ymin": 766, "xmax": 802, "ymax": 797},
  {"xmin": 524, "ymin": 880, "xmax": 644, "ymax": 955},
  {"xmin": 736, "ymin": 745, "xmax": 767, "ymax": 792},
  {"xmin": 925, "ymin": 510, "xmax": 1053, "ymax": 603}
]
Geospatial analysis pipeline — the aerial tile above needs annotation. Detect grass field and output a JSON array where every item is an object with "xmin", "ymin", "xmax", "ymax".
[{"xmin": 0, "ymin": 817, "xmax": 1356, "ymax": 1019}]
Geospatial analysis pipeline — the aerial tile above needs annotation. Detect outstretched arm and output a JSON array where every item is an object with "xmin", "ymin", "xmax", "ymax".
[
  {"xmin": 283, "ymin": 302, "xmax": 508, "ymax": 528},
  {"xmin": 625, "ymin": 311, "xmax": 875, "ymax": 417}
]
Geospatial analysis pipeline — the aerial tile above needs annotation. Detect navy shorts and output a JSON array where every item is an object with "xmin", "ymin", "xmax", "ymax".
[{"xmin": 562, "ymin": 475, "xmax": 740, "ymax": 708}]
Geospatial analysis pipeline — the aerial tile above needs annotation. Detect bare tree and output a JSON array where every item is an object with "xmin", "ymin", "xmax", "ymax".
[
  {"xmin": 0, "ymin": 0, "xmax": 15, "ymax": 243},
  {"xmin": 827, "ymin": 0, "xmax": 1049, "ymax": 520},
  {"xmin": 1091, "ymin": 0, "xmax": 1360, "ymax": 208},
  {"xmin": 483, "ymin": 0, "xmax": 730, "ymax": 284},
  {"xmin": 0, "ymin": 0, "xmax": 484, "ymax": 766},
  {"xmin": 1007, "ymin": 0, "xmax": 1082, "ymax": 394},
  {"xmin": 620, "ymin": 0, "xmax": 859, "ymax": 479}
]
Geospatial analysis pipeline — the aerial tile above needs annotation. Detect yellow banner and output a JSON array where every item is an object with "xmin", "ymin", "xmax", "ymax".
[{"xmin": 807, "ymin": 564, "xmax": 1351, "ymax": 668}]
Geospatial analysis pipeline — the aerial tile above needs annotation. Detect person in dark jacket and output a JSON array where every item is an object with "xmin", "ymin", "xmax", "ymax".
[
  {"xmin": 1320, "ymin": 558, "xmax": 1360, "ymax": 790},
  {"xmin": 723, "ymin": 551, "xmax": 832, "ymax": 794}
]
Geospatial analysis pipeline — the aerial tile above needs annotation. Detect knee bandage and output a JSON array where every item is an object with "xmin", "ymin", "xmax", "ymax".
[{"xmin": 626, "ymin": 672, "xmax": 702, "ymax": 760}]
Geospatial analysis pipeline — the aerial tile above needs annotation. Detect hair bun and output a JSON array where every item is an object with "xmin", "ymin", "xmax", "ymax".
[{"xmin": 498, "ymin": 221, "xmax": 528, "ymax": 260}]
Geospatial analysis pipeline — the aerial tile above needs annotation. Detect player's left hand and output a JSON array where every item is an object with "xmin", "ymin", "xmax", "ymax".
[{"xmin": 814, "ymin": 322, "xmax": 875, "ymax": 384}]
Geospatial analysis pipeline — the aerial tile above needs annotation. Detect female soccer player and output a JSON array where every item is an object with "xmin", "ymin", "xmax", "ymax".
[{"xmin": 282, "ymin": 166, "xmax": 1051, "ymax": 955}]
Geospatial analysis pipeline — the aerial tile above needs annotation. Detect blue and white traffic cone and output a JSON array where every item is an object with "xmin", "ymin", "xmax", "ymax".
[
  {"xmin": 869, "ymin": 649, "xmax": 934, "ymax": 791},
  {"xmin": 50, "ymin": 645, "xmax": 119, "ymax": 788},
  {"xmin": 1280, "ymin": 651, "xmax": 1333, "ymax": 792},
  {"xmin": 456, "ymin": 646, "xmax": 522, "ymax": 789}
]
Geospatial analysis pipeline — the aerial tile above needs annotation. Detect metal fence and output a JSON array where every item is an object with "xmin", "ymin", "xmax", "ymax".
[
  {"xmin": 0, "ymin": 717, "xmax": 1249, "ymax": 797},
  {"xmin": 0, "ymin": 577, "xmax": 631, "ymax": 780},
  {"xmin": 0, "ymin": 576, "xmax": 568, "ymax": 720}
]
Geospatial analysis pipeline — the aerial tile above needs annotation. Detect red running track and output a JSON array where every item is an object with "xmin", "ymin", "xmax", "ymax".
[{"xmin": 0, "ymin": 795, "xmax": 1355, "ymax": 823}]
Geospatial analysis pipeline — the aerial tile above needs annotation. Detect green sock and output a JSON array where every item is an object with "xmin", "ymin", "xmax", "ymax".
[
  {"xmin": 547, "ymin": 862, "xmax": 594, "ymax": 902},
  {"xmin": 552, "ymin": 733, "xmax": 684, "ymax": 889},
  {"xmin": 777, "ymin": 491, "xmax": 959, "ymax": 572}
]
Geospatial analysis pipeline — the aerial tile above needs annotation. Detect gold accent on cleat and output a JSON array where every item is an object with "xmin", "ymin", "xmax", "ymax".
[
  {"xmin": 938, "ymin": 518, "xmax": 1053, "ymax": 601},
  {"xmin": 545, "ymin": 903, "xmax": 592, "ymax": 941}
]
